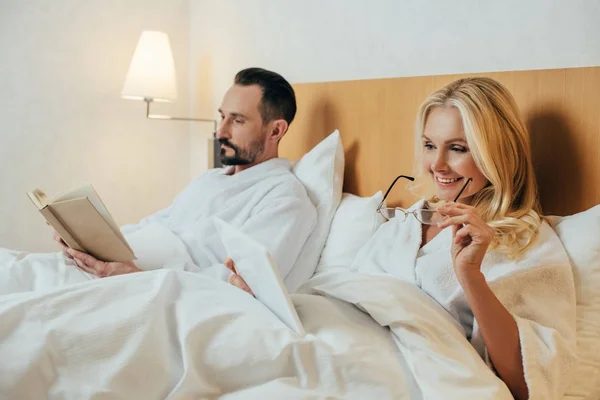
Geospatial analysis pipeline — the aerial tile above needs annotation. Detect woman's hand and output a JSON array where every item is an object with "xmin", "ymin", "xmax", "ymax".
[
  {"xmin": 437, "ymin": 202, "xmax": 495, "ymax": 281},
  {"xmin": 224, "ymin": 258, "xmax": 254, "ymax": 296},
  {"xmin": 67, "ymin": 248, "xmax": 141, "ymax": 277}
]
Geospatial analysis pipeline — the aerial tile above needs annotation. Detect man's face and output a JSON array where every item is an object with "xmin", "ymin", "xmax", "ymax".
[{"xmin": 216, "ymin": 84, "xmax": 267, "ymax": 166}]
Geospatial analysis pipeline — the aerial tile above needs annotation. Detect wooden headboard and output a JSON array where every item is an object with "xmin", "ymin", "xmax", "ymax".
[{"xmin": 282, "ymin": 67, "xmax": 600, "ymax": 216}]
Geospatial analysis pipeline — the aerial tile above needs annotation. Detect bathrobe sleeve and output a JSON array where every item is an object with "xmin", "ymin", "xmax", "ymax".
[
  {"xmin": 120, "ymin": 206, "xmax": 172, "ymax": 236},
  {"xmin": 193, "ymin": 185, "xmax": 317, "ymax": 287},
  {"xmin": 239, "ymin": 191, "xmax": 317, "ymax": 281},
  {"xmin": 472, "ymin": 223, "xmax": 577, "ymax": 400}
]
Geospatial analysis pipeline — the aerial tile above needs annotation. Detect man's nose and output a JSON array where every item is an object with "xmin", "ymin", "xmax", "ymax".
[{"xmin": 215, "ymin": 121, "xmax": 229, "ymax": 140}]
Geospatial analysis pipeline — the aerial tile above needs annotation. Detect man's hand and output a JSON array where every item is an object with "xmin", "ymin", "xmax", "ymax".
[
  {"xmin": 67, "ymin": 248, "xmax": 141, "ymax": 278},
  {"xmin": 224, "ymin": 258, "xmax": 254, "ymax": 296},
  {"xmin": 52, "ymin": 230, "xmax": 73, "ymax": 259}
]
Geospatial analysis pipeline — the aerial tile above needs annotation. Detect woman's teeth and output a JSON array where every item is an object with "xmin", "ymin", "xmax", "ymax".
[{"xmin": 437, "ymin": 177, "xmax": 462, "ymax": 184}]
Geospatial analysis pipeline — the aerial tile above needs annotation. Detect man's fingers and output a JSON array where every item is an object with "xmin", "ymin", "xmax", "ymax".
[
  {"xmin": 58, "ymin": 240, "xmax": 70, "ymax": 252},
  {"xmin": 52, "ymin": 231, "xmax": 69, "ymax": 250},
  {"xmin": 68, "ymin": 248, "xmax": 97, "ymax": 267},
  {"xmin": 224, "ymin": 257, "xmax": 236, "ymax": 273},
  {"xmin": 52, "ymin": 231, "xmax": 65, "ymax": 244},
  {"xmin": 73, "ymin": 258, "xmax": 97, "ymax": 275},
  {"xmin": 67, "ymin": 248, "xmax": 86, "ymax": 261},
  {"xmin": 237, "ymin": 278, "xmax": 253, "ymax": 295},
  {"xmin": 229, "ymin": 274, "xmax": 253, "ymax": 294}
]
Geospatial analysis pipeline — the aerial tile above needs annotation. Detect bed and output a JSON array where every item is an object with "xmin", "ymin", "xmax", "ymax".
[{"xmin": 0, "ymin": 67, "xmax": 598, "ymax": 400}]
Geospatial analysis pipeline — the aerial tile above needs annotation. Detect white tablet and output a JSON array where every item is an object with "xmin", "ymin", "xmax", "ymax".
[{"xmin": 213, "ymin": 217, "xmax": 305, "ymax": 336}]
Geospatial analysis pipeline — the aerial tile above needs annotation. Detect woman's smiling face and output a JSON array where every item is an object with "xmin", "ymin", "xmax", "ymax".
[{"xmin": 421, "ymin": 106, "xmax": 488, "ymax": 204}]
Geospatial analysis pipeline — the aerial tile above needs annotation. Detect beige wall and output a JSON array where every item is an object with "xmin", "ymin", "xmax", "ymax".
[{"xmin": 0, "ymin": 0, "xmax": 192, "ymax": 251}]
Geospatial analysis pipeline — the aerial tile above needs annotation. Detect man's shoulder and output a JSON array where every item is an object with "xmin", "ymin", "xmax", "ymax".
[
  {"xmin": 267, "ymin": 171, "xmax": 311, "ymax": 199},
  {"xmin": 259, "ymin": 168, "xmax": 315, "ymax": 209}
]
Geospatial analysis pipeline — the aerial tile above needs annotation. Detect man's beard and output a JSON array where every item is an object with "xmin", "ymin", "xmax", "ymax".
[{"xmin": 218, "ymin": 134, "xmax": 265, "ymax": 166}]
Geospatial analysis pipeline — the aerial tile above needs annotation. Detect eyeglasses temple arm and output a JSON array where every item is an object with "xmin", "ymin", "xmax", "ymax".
[
  {"xmin": 452, "ymin": 177, "xmax": 473, "ymax": 202},
  {"xmin": 381, "ymin": 175, "xmax": 415, "ymax": 206}
]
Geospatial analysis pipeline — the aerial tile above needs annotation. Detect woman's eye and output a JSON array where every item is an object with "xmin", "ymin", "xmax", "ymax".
[
  {"xmin": 424, "ymin": 143, "xmax": 435, "ymax": 150},
  {"xmin": 451, "ymin": 146, "xmax": 468, "ymax": 153}
]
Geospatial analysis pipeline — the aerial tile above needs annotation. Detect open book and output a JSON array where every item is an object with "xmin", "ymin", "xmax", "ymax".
[
  {"xmin": 27, "ymin": 183, "xmax": 135, "ymax": 262},
  {"xmin": 213, "ymin": 217, "xmax": 305, "ymax": 336}
]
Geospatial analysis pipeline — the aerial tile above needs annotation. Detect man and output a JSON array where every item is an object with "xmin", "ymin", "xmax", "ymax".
[{"xmin": 2, "ymin": 68, "xmax": 316, "ymax": 294}]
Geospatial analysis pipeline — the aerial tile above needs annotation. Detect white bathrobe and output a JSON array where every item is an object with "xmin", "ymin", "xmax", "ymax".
[
  {"xmin": 0, "ymin": 158, "xmax": 316, "ymax": 294},
  {"xmin": 350, "ymin": 199, "xmax": 577, "ymax": 400},
  {"xmin": 122, "ymin": 158, "xmax": 316, "ymax": 284}
]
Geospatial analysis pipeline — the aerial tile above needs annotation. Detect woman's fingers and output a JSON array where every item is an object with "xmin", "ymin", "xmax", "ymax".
[
  {"xmin": 438, "ymin": 201, "xmax": 471, "ymax": 210},
  {"xmin": 437, "ymin": 214, "xmax": 471, "ymax": 228},
  {"xmin": 454, "ymin": 224, "xmax": 474, "ymax": 244},
  {"xmin": 437, "ymin": 203, "xmax": 486, "ymax": 229},
  {"xmin": 438, "ymin": 203, "xmax": 472, "ymax": 215}
]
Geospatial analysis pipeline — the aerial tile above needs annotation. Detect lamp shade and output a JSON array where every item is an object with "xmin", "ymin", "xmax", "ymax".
[{"xmin": 121, "ymin": 31, "xmax": 177, "ymax": 102}]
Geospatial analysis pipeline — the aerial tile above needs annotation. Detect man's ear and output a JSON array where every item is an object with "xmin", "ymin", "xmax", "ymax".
[{"xmin": 268, "ymin": 119, "xmax": 288, "ymax": 142}]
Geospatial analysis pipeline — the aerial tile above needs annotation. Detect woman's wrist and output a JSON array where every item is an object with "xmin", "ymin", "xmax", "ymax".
[{"xmin": 456, "ymin": 269, "xmax": 487, "ymax": 291}]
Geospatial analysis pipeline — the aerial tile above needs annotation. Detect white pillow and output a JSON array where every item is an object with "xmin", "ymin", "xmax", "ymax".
[
  {"xmin": 316, "ymin": 191, "xmax": 385, "ymax": 273},
  {"xmin": 286, "ymin": 130, "xmax": 344, "ymax": 292},
  {"xmin": 547, "ymin": 205, "xmax": 600, "ymax": 400}
]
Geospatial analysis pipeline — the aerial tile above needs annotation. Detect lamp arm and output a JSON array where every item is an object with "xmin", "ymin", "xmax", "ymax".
[{"xmin": 144, "ymin": 98, "xmax": 217, "ymax": 132}]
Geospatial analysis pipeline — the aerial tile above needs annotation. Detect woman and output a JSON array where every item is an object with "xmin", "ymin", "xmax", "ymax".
[{"xmin": 228, "ymin": 78, "xmax": 577, "ymax": 400}]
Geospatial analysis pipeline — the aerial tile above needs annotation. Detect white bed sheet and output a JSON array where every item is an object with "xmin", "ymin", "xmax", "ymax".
[{"xmin": 0, "ymin": 249, "xmax": 513, "ymax": 399}]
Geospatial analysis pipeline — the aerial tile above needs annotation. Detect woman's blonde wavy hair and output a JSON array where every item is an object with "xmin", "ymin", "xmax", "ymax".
[{"xmin": 411, "ymin": 77, "xmax": 542, "ymax": 258}]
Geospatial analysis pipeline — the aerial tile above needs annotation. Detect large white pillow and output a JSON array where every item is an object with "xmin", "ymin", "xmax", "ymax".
[
  {"xmin": 547, "ymin": 205, "xmax": 600, "ymax": 400},
  {"xmin": 316, "ymin": 191, "xmax": 385, "ymax": 273},
  {"xmin": 286, "ymin": 130, "xmax": 344, "ymax": 292}
]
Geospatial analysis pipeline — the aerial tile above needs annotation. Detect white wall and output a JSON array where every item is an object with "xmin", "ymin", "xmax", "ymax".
[
  {"xmin": 190, "ymin": 0, "xmax": 600, "ymax": 127},
  {"xmin": 0, "ymin": 0, "xmax": 192, "ymax": 251}
]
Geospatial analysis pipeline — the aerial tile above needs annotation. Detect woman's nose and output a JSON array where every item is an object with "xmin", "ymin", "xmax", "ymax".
[{"xmin": 432, "ymin": 153, "xmax": 448, "ymax": 172}]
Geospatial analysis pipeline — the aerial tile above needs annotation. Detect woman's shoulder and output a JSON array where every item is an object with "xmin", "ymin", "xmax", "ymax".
[{"xmin": 483, "ymin": 219, "xmax": 569, "ymax": 278}]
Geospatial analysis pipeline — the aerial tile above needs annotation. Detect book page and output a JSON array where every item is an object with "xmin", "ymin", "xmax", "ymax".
[
  {"xmin": 26, "ymin": 189, "xmax": 49, "ymax": 209},
  {"xmin": 54, "ymin": 183, "xmax": 132, "ymax": 252},
  {"xmin": 213, "ymin": 217, "xmax": 305, "ymax": 336}
]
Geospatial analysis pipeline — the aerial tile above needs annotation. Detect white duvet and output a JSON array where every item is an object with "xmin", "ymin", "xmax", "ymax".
[{"xmin": 0, "ymin": 248, "xmax": 513, "ymax": 399}]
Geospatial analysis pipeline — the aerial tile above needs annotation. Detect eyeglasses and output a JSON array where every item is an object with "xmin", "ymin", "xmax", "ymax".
[{"xmin": 376, "ymin": 175, "xmax": 472, "ymax": 225}]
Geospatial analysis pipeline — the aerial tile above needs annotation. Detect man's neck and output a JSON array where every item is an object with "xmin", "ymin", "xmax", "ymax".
[{"xmin": 232, "ymin": 152, "xmax": 278, "ymax": 175}]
